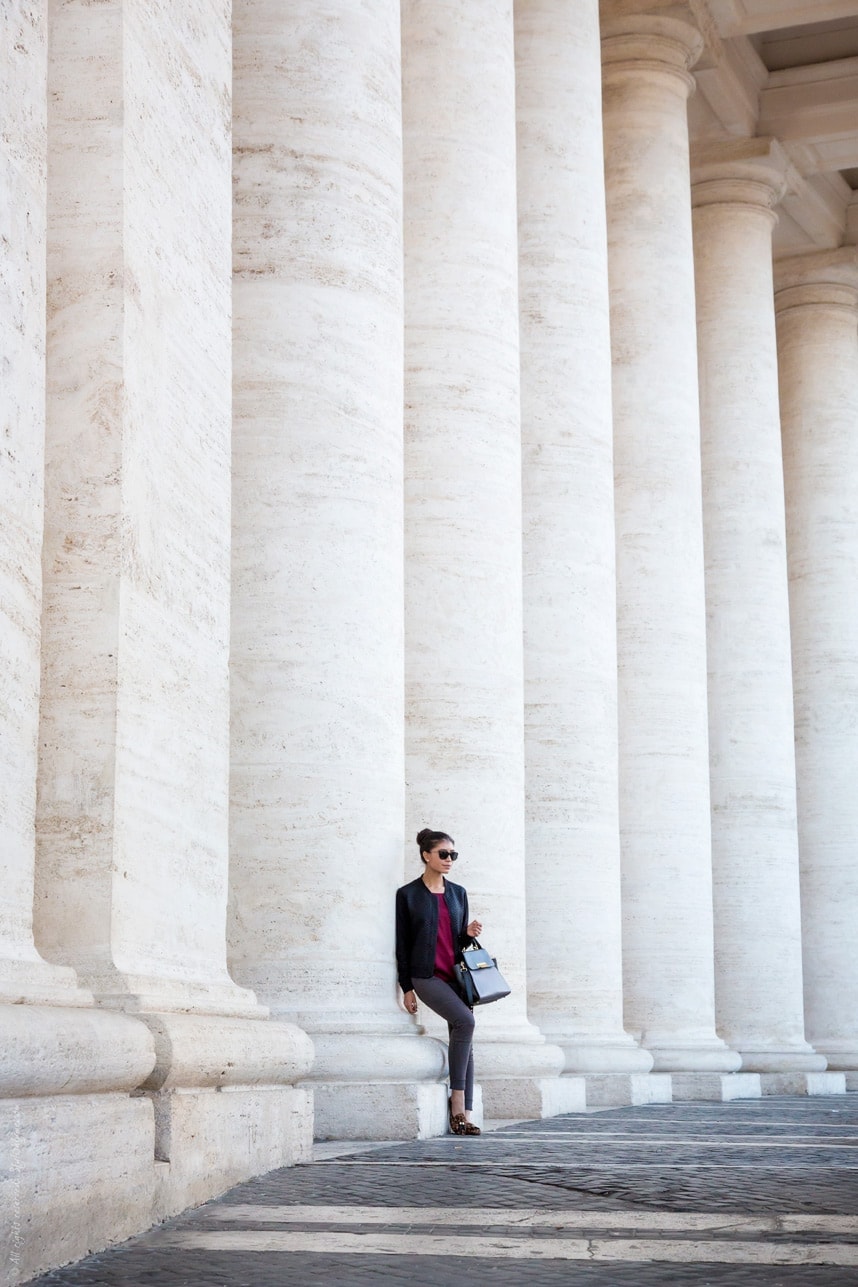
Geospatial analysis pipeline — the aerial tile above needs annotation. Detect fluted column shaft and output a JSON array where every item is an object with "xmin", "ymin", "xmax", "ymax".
[
  {"xmin": 775, "ymin": 251, "xmax": 858, "ymax": 1069},
  {"xmin": 403, "ymin": 0, "xmax": 561, "ymax": 1084},
  {"xmin": 692, "ymin": 143, "xmax": 823, "ymax": 1073},
  {"xmin": 601, "ymin": 8, "xmax": 738, "ymax": 1071},
  {"xmin": 230, "ymin": 0, "xmax": 441, "ymax": 1087},
  {"xmin": 516, "ymin": 0, "xmax": 649, "ymax": 1074}
]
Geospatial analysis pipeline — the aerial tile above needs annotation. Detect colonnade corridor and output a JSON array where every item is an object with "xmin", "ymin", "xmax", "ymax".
[{"xmin": 2, "ymin": 0, "xmax": 858, "ymax": 1283}]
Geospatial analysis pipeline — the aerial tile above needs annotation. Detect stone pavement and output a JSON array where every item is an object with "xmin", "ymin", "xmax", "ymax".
[{"xmin": 32, "ymin": 1095, "xmax": 858, "ymax": 1285}]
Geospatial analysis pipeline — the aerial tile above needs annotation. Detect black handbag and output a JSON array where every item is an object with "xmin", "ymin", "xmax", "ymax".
[{"xmin": 455, "ymin": 940, "xmax": 511, "ymax": 1007}]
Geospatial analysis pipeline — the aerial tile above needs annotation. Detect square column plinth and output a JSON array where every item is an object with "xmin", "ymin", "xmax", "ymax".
[
  {"xmin": 309, "ymin": 1082, "xmax": 457, "ymax": 1142},
  {"xmin": 584, "ymin": 1073, "xmax": 674, "ymax": 1108},
  {"xmin": 759, "ymin": 1072, "xmax": 847, "ymax": 1097},
  {"xmin": 671, "ymin": 1073, "xmax": 762, "ymax": 1101},
  {"xmin": 0, "ymin": 1094, "xmax": 154, "ymax": 1287}
]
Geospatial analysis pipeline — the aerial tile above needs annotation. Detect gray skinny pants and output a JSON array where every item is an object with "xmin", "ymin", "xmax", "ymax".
[{"xmin": 412, "ymin": 975, "xmax": 475, "ymax": 1111}]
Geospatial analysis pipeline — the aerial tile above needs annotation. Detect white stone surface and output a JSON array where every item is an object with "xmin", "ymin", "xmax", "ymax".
[
  {"xmin": 0, "ymin": 1004, "xmax": 154, "ymax": 1097},
  {"xmin": 584, "ymin": 1073, "xmax": 674, "ymax": 1108},
  {"xmin": 481, "ymin": 1075, "xmax": 587, "ymax": 1120},
  {"xmin": 37, "ymin": 0, "xmax": 254, "ymax": 1017},
  {"xmin": 601, "ymin": 7, "xmax": 738, "ymax": 1074},
  {"xmin": 229, "ymin": 0, "xmax": 441, "ymax": 1099},
  {"xmin": 3, "ymin": 9, "xmax": 316, "ymax": 1282},
  {"xmin": 151, "ymin": 1086, "xmax": 313, "ymax": 1222},
  {"xmin": 692, "ymin": 142, "xmax": 823, "ymax": 1076},
  {"xmin": 671, "ymin": 1073, "xmax": 762, "ymax": 1101},
  {"xmin": 0, "ymin": 0, "xmax": 84, "ymax": 1009},
  {"xmin": 136, "ymin": 1012, "xmax": 314, "ymax": 1091},
  {"xmin": 0, "ymin": 1094, "xmax": 155, "ymax": 1287},
  {"xmin": 516, "ymin": 0, "xmax": 649, "ymax": 1077},
  {"xmin": 775, "ymin": 249, "xmax": 858, "ymax": 1071},
  {"xmin": 310, "ymin": 1082, "xmax": 451, "ymax": 1142},
  {"xmin": 759, "ymin": 1072, "xmax": 847, "ymax": 1097},
  {"xmin": 6, "ymin": 6, "xmax": 858, "ymax": 1283},
  {"xmin": 402, "ymin": 0, "xmax": 561, "ymax": 1085}
]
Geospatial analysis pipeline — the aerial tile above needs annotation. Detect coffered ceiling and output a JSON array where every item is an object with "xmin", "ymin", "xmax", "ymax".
[{"xmin": 690, "ymin": 1, "xmax": 858, "ymax": 251}]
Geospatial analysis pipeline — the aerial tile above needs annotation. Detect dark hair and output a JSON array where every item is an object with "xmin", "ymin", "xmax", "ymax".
[{"xmin": 416, "ymin": 828, "xmax": 454, "ymax": 863}]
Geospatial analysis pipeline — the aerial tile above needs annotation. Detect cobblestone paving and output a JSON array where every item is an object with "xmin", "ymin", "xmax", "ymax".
[{"xmin": 32, "ymin": 1095, "xmax": 858, "ymax": 1286}]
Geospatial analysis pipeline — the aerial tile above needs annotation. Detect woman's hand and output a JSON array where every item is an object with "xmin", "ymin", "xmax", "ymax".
[
  {"xmin": 467, "ymin": 919, "xmax": 482, "ymax": 938},
  {"xmin": 403, "ymin": 990, "xmax": 418, "ymax": 1015}
]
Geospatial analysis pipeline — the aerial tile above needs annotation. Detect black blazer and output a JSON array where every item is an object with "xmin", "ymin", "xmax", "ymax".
[{"xmin": 395, "ymin": 875, "xmax": 473, "ymax": 993}]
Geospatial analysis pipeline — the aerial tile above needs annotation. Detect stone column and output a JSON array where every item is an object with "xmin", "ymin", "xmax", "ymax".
[
  {"xmin": 692, "ymin": 140, "xmax": 824, "ymax": 1077},
  {"xmin": 230, "ymin": 0, "xmax": 446, "ymax": 1140},
  {"xmin": 601, "ymin": 5, "xmax": 738, "ymax": 1074},
  {"xmin": 515, "ymin": 0, "xmax": 651, "ymax": 1086},
  {"xmin": 0, "ymin": 0, "xmax": 82, "ymax": 1013},
  {"xmin": 403, "ymin": 0, "xmax": 567, "ymax": 1119},
  {"xmin": 36, "ymin": 0, "xmax": 312, "ymax": 1219},
  {"xmin": 1, "ymin": 7, "xmax": 157, "ymax": 1279},
  {"xmin": 775, "ymin": 249, "xmax": 858, "ymax": 1072}
]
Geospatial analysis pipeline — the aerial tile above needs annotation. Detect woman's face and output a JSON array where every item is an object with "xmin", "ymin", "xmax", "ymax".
[{"xmin": 423, "ymin": 841, "xmax": 456, "ymax": 878}]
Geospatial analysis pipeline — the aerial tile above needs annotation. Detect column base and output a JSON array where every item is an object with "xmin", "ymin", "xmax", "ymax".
[
  {"xmin": 584, "ymin": 1072, "xmax": 673, "ymax": 1107},
  {"xmin": 671, "ymin": 1072, "xmax": 761, "ymax": 1101},
  {"xmin": 0, "ymin": 953, "xmax": 92, "ymax": 1009},
  {"xmin": 759, "ymin": 1072, "xmax": 847, "ymax": 1097},
  {"xmin": 808, "ymin": 1040, "xmax": 858, "ymax": 1070},
  {"xmin": 136, "ymin": 1011, "xmax": 314, "ymax": 1092},
  {"xmin": 471, "ymin": 1035, "xmax": 565, "ymax": 1081},
  {"xmin": 644, "ymin": 1036, "xmax": 742, "ymax": 1073},
  {"xmin": 136, "ymin": 1010, "xmax": 315, "ymax": 1217},
  {"xmin": 541, "ymin": 1031, "xmax": 654, "ymax": 1075},
  {"xmin": 736, "ymin": 1045, "xmax": 827, "ymax": 1074},
  {"xmin": 296, "ymin": 1020, "xmax": 457, "ymax": 1140},
  {"xmin": 0, "ymin": 1004, "xmax": 155, "ymax": 1096},
  {"xmin": 305, "ymin": 1027, "xmax": 448, "ymax": 1083},
  {"xmin": 0, "ymin": 1093, "xmax": 154, "ymax": 1287},
  {"xmin": 152, "ymin": 1085, "xmax": 313, "ymax": 1221},
  {"xmin": 309, "ymin": 1080, "xmax": 450, "ymax": 1141},
  {"xmin": 480, "ymin": 1074, "xmax": 586, "ymax": 1119}
]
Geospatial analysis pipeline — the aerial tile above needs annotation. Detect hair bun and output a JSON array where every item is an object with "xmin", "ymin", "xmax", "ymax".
[{"xmin": 415, "ymin": 827, "xmax": 453, "ymax": 856}]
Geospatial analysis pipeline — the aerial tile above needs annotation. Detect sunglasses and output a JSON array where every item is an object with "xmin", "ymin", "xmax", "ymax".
[{"xmin": 436, "ymin": 850, "xmax": 458, "ymax": 862}]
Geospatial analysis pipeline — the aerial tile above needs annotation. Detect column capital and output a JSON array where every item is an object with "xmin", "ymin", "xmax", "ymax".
[
  {"xmin": 774, "ymin": 248, "xmax": 858, "ymax": 314},
  {"xmin": 691, "ymin": 137, "xmax": 802, "ymax": 215},
  {"xmin": 601, "ymin": 1, "xmax": 716, "ymax": 86}
]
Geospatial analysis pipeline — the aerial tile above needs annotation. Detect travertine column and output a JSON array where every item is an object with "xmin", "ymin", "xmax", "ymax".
[
  {"xmin": 601, "ymin": 6, "xmax": 738, "ymax": 1072},
  {"xmin": 38, "ymin": 0, "xmax": 256, "ymax": 1020},
  {"xmin": 36, "ymin": 0, "xmax": 312, "ymax": 1218},
  {"xmin": 1, "ymin": 10, "xmax": 157, "ymax": 1279},
  {"xmin": 0, "ymin": 0, "xmax": 82, "ymax": 1009},
  {"xmin": 403, "ymin": 0, "xmax": 565, "ymax": 1110},
  {"xmin": 231, "ymin": 0, "xmax": 445, "ymax": 1138},
  {"xmin": 775, "ymin": 249, "xmax": 858, "ymax": 1070},
  {"xmin": 692, "ymin": 141, "xmax": 824, "ymax": 1074},
  {"xmin": 516, "ymin": 0, "xmax": 649, "ymax": 1077}
]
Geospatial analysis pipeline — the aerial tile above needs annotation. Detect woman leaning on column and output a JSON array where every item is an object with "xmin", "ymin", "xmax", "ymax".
[{"xmin": 396, "ymin": 829, "xmax": 483, "ymax": 1135}]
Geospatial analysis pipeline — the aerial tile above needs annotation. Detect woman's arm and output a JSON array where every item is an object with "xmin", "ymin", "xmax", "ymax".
[
  {"xmin": 395, "ymin": 887, "xmax": 413, "ymax": 994},
  {"xmin": 459, "ymin": 889, "xmax": 483, "ymax": 947}
]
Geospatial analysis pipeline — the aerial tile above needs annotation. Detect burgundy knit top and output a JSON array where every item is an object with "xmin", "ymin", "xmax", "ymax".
[{"xmin": 433, "ymin": 891, "xmax": 457, "ymax": 983}]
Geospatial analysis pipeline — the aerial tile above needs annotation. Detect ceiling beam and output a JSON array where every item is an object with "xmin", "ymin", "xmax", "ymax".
[
  {"xmin": 709, "ymin": 1, "xmax": 858, "ymax": 38},
  {"xmin": 760, "ymin": 56, "xmax": 858, "ymax": 152}
]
